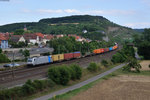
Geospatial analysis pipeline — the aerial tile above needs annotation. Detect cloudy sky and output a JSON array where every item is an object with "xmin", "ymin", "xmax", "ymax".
[{"xmin": 0, "ymin": 0, "xmax": 150, "ymax": 28}]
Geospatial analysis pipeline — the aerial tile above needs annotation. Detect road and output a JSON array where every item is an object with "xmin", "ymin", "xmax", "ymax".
[{"xmin": 34, "ymin": 63, "xmax": 126, "ymax": 100}]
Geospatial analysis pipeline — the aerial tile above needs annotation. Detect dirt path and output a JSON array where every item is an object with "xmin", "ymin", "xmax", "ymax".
[{"xmin": 70, "ymin": 75, "xmax": 150, "ymax": 100}]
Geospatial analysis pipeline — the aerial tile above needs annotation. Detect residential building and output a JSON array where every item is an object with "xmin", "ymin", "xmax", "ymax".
[
  {"xmin": 11, "ymin": 35, "xmax": 26, "ymax": 43},
  {"xmin": 42, "ymin": 35, "xmax": 54, "ymax": 44},
  {"xmin": 0, "ymin": 35, "xmax": 8, "ymax": 49}
]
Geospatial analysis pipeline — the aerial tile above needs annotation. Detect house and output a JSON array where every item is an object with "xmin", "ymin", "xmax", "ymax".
[
  {"xmin": 0, "ymin": 35, "xmax": 8, "ymax": 49},
  {"xmin": 11, "ymin": 35, "xmax": 26, "ymax": 43},
  {"xmin": 42, "ymin": 35, "xmax": 54, "ymax": 44},
  {"xmin": 23, "ymin": 33, "xmax": 44, "ymax": 45}
]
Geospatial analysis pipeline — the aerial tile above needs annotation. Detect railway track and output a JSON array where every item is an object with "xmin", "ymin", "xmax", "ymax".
[{"xmin": 0, "ymin": 49, "xmax": 120, "ymax": 88}]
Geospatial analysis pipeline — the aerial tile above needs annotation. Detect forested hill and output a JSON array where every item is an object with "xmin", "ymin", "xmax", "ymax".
[
  {"xmin": 0, "ymin": 15, "xmax": 138, "ymax": 43},
  {"xmin": 39, "ymin": 15, "xmax": 109, "ymax": 23}
]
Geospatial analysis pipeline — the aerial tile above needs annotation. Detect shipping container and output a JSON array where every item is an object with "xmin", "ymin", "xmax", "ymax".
[
  {"xmin": 109, "ymin": 47, "xmax": 113, "ymax": 51},
  {"xmin": 52, "ymin": 54, "xmax": 64, "ymax": 62},
  {"xmin": 113, "ymin": 45, "xmax": 117, "ymax": 50},
  {"xmin": 104, "ymin": 48, "xmax": 109, "ymax": 52},
  {"xmin": 73, "ymin": 52, "xmax": 81, "ymax": 58},
  {"xmin": 93, "ymin": 48, "xmax": 104, "ymax": 54},
  {"xmin": 64, "ymin": 53, "xmax": 74, "ymax": 60},
  {"xmin": 101, "ymin": 48, "xmax": 104, "ymax": 53}
]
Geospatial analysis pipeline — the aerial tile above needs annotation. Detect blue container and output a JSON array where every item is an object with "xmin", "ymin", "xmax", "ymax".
[
  {"xmin": 109, "ymin": 47, "xmax": 113, "ymax": 51},
  {"xmin": 74, "ymin": 51, "xmax": 80, "ymax": 53},
  {"xmin": 48, "ymin": 56, "xmax": 52, "ymax": 63}
]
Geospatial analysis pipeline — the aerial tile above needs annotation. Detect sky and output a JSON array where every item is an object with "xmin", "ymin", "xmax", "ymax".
[{"xmin": 0, "ymin": 0, "xmax": 150, "ymax": 28}]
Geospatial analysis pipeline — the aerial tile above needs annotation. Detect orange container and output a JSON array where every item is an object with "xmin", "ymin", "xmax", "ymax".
[{"xmin": 93, "ymin": 48, "xmax": 104, "ymax": 54}]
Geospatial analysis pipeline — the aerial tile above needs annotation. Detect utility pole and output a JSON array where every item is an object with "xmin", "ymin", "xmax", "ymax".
[{"xmin": 12, "ymin": 50, "xmax": 15, "ymax": 79}]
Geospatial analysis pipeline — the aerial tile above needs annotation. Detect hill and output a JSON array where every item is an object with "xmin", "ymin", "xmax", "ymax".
[
  {"xmin": 134, "ymin": 29, "xmax": 144, "ymax": 33},
  {"xmin": 0, "ymin": 15, "xmax": 138, "ymax": 43}
]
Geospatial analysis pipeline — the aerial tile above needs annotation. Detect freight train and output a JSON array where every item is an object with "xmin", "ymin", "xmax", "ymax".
[{"xmin": 27, "ymin": 43, "xmax": 118, "ymax": 66}]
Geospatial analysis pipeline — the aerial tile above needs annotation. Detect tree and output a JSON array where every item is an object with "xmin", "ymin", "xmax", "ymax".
[
  {"xmin": 21, "ymin": 49, "xmax": 30, "ymax": 60},
  {"xmin": 14, "ymin": 29, "xmax": 24, "ymax": 35},
  {"xmin": 123, "ymin": 58, "xmax": 141, "ymax": 72},
  {"xmin": 138, "ymin": 41, "xmax": 150, "ymax": 59}
]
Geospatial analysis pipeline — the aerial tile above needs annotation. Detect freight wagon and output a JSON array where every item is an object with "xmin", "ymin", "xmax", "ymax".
[{"xmin": 64, "ymin": 53, "xmax": 74, "ymax": 60}]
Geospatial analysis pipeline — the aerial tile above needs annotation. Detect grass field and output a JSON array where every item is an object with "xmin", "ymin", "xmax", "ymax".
[{"xmin": 49, "ymin": 60, "xmax": 150, "ymax": 100}]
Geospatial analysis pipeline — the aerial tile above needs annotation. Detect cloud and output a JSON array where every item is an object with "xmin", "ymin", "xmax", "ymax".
[
  {"xmin": 124, "ymin": 22, "xmax": 150, "ymax": 28},
  {"xmin": 64, "ymin": 9, "xmax": 81, "ymax": 14},
  {"xmin": 87, "ymin": 10, "xmax": 136, "ymax": 16},
  {"xmin": 37, "ymin": 9, "xmax": 63, "ymax": 14}
]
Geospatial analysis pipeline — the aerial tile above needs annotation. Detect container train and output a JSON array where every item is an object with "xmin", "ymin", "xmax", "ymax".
[{"xmin": 27, "ymin": 43, "xmax": 118, "ymax": 66}]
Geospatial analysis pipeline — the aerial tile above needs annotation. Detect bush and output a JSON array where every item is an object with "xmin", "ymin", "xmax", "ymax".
[
  {"xmin": 67, "ymin": 66, "xmax": 76, "ymax": 80},
  {"xmin": 87, "ymin": 62, "xmax": 98, "ymax": 72},
  {"xmin": 48, "ymin": 65, "xmax": 71, "ymax": 85},
  {"xmin": 70, "ymin": 64, "xmax": 82, "ymax": 80},
  {"xmin": 59, "ymin": 66, "xmax": 71, "ymax": 85},
  {"xmin": 149, "ymin": 64, "xmax": 150, "ymax": 68},
  {"xmin": 0, "ymin": 54, "xmax": 10, "ymax": 63},
  {"xmin": 101, "ymin": 60, "xmax": 109, "ymax": 67},
  {"xmin": 48, "ymin": 67, "xmax": 61, "ymax": 84},
  {"xmin": 0, "ymin": 79, "xmax": 56, "ymax": 100},
  {"xmin": 111, "ymin": 52, "xmax": 126, "ymax": 63}
]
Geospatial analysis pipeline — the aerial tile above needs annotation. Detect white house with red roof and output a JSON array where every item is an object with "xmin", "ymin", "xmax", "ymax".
[{"xmin": 0, "ymin": 34, "xmax": 8, "ymax": 49}]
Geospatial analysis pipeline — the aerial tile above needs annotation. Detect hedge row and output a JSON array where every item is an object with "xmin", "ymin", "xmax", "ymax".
[
  {"xmin": 0, "ymin": 79, "xmax": 55, "ymax": 100},
  {"xmin": 48, "ymin": 64, "xmax": 82, "ymax": 85}
]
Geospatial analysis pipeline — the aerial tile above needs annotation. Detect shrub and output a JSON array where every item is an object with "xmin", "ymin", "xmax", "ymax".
[
  {"xmin": 101, "ymin": 59, "xmax": 109, "ymax": 67},
  {"xmin": 87, "ymin": 62, "xmax": 98, "ymax": 72},
  {"xmin": 21, "ymin": 80, "xmax": 36, "ymax": 95},
  {"xmin": 111, "ymin": 52, "xmax": 126, "ymax": 63},
  {"xmin": 67, "ymin": 66, "xmax": 76, "ymax": 80},
  {"xmin": 70, "ymin": 64, "xmax": 82, "ymax": 79},
  {"xmin": 48, "ymin": 65, "xmax": 71, "ymax": 85},
  {"xmin": 0, "ymin": 54, "xmax": 10, "ymax": 63},
  {"xmin": 48, "ymin": 67, "xmax": 61, "ymax": 84},
  {"xmin": 59, "ymin": 66, "xmax": 71, "ymax": 85}
]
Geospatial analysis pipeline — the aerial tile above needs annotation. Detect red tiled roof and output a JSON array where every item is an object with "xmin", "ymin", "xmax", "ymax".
[
  {"xmin": 35, "ymin": 33, "xmax": 44, "ymax": 38},
  {"xmin": 0, "ymin": 36, "xmax": 7, "ymax": 40},
  {"xmin": 45, "ymin": 35, "xmax": 54, "ymax": 39}
]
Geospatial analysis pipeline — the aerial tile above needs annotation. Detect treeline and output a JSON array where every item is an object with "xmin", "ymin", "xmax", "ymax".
[
  {"xmin": 48, "ymin": 36, "xmax": 114, "ymax": 54},
  {"xmin": 133, "ymin": 28, "xmax": 150, "ymax": 59}
]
